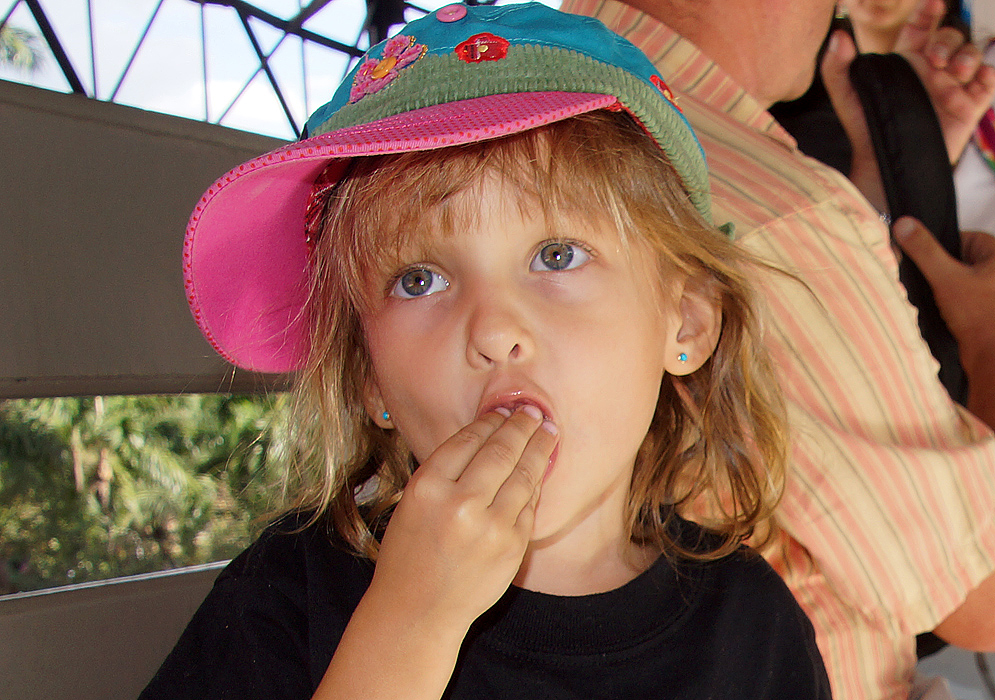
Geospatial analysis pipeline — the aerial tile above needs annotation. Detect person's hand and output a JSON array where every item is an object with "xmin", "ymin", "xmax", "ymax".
[
  {"xmin": 894, "ymin": 0, "xmax": 995, "ymax": 164},
  {"xmin": 821, "ymin": 29, "xmax": 888, "ymax": 213},
  {"xmin": 370, "ymin": 405, "xmax": 557, "ymax": 634},
  {"xmin": 315, "ymin": 407, "xmax": 557, "ymax": 700},
  {"xmin": 894, "ymin": 217, "xmax": 995, "ymax": 427}
]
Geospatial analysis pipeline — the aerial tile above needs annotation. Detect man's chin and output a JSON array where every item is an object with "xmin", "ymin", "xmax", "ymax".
[{"xmin": 779, "ymin": 66, "xmax": 819, "ymax": 105}]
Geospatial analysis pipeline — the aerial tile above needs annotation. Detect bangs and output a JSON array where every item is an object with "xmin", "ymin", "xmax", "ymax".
[{"xmin": 310, "ymin": 110, "xmax": 706, "ymax": 313}]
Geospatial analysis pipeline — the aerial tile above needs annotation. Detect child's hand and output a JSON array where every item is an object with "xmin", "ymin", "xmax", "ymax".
[
  {"xmin": 370, "ymin": 405, "xmax": 557, "ymax": 637},
  {"xmin": 317, "ymin": 407, "xmax": 556, "ymax": 699}
]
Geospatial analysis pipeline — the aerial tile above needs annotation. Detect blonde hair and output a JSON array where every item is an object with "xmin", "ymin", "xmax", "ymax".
[{"xmin": 281, "ymin": 110, "xmax": 786, "ymax": 560}]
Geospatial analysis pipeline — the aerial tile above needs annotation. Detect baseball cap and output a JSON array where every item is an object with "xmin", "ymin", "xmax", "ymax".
[{"xmin": 184, "ymin": 1, "xmax": 709, "ymax": 372}]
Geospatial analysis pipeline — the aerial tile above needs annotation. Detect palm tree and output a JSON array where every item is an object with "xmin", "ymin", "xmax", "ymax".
[
  {"xmin": 0, "ymin": 394, "xmax": 287, "ymax": 593},
  {"xmin": 0, "ymin": 24, "xmax": 43, "ymax": 71}
]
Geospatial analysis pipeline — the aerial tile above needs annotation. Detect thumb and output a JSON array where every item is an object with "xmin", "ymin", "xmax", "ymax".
[
  {"xmin": 822, "ymin": 31, "xmax": 888, "ymax": 212},
  {"xmin": 822, "ymin": 31, "xmax": 869, "ymax": 155},
  {"xmin": 893, "ymin": 216, "xmax": 963, "ymax": 284}
]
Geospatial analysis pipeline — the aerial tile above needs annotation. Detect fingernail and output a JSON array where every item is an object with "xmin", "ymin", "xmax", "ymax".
[
  {"xmin": 828, "ymin": 31, "xmax": 840, "ymax": 55},
  {"xmin": 893, "ymin": 218, "xmax": 915, "ymax": 240},
  {"xmin": 541, "ymin": 419, "xmax": 558, "ymax": 436},
  {"xmin": 521, "ymin": 404, "xmax": 542, "ymax": 421},
  {"xmin": 494, "ymin": 406, "xmax": 512, "ymax": 418}
]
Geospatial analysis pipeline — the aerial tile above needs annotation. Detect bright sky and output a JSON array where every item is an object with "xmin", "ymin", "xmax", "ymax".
[{"xmin": 0, "ymin": 0, "xmax": 559, "ymax": 139}]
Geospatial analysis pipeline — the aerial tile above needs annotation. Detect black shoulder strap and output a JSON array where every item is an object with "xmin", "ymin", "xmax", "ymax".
[{"xmin": 849, "ymin": 52, "xmax": 967, "ymax": 404}]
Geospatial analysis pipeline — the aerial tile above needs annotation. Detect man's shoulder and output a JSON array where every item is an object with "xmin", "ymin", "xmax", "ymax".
[{"xmin": 677, "ymin": 93, "xmax": 878, "ymax": 239}]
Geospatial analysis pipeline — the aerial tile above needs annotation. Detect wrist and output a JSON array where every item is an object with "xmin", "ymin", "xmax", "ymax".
[
  {"xmin": 317, "ymin": 584, "xmax": 469, "ymax": 700},
  {"xmin": 361, "ymin": 576, "xmax": 472, "ymax": 651}
]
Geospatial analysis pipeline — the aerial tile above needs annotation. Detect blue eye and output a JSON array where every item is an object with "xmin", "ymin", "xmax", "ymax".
[
  {"xmin": 530, "ymin": 241, "xmax": 590, "ymax": 272},
  {"xmin": 390, "ymin": 267, "xmax": 449, "ymax": 298}
]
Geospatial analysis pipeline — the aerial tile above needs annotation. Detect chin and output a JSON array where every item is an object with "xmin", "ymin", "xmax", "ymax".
[
  {"xmin": 783, "ymin": 66, "xmax": 818, "ymax": 103},
  {"xmin": 528, "ymin": 509, "xmax": 565, "ymax": 545},
  {"xmin": 527, "ymin": 497, "xmax": 585, "ymax": 547}
]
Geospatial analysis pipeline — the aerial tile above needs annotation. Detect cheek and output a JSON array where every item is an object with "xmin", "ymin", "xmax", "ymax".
[
  {"xmin": 560, "ymin": 305, "xmax": 669, "ymax": 419},
  {"xmin": 362, "ymin": 312, "xmax": 463, "ymax": 462},
  {"xmin": 362, "ymin": 305, "xmax": 439, "ymax": 386},
  {"xmin": 897, "ymin": 0, "xmax": 920, "ymax": 21}
]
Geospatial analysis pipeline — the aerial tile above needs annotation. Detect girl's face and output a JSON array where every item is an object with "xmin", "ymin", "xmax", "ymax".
[
  {"xmin": 843, "ymin": 0, "xmax": 921, "ymax": 33},
  {"xmin": 360, "ymin": 177, "xmax": 693, "ymax": 553}
]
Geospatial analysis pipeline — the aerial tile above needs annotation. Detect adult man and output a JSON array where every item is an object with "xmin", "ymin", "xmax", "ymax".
[{"xmin": 560, "ymin": 0, "xmax": 995, "ymax": 697}]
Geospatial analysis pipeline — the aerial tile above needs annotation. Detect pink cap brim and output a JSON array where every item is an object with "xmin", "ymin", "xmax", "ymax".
[{"xmin": 185, "ymin": 91, "xmax": 619, "ymax": 372}]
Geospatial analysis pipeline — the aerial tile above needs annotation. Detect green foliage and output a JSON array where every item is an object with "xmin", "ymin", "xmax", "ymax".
[
  {"xmin": 0, "ymin": 25, "xmax": 43, "ymax": 71},
  {"xmin": 0, "ymin": 394, "xmax": 288, "ymax": 594}
]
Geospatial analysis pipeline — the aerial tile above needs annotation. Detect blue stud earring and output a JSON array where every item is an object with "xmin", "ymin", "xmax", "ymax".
[
  {"xmin": 678, "ymin": 352, "xmax": 688, "ymax": 363},
  {"xmin": 382, "ymin": 411, "xmax": 391, "ymax": 422}
]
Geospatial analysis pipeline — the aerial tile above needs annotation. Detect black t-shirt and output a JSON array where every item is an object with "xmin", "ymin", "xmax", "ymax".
[{"xmin": 140, "ymin": 514, "xmax": 831, "ymax": 699}]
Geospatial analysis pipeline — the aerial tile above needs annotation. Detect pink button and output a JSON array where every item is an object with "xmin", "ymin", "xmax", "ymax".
[{"xmin": 437, "ymin": 4, "xmax": 467, "ymax": 22}]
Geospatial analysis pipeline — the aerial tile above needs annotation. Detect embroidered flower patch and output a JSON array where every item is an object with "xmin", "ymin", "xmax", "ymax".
[{"xmin": 349, "ymin": 35, "xmax": 427, "ymax": 103}]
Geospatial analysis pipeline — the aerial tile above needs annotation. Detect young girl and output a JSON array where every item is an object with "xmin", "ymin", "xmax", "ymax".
[{"xmin": 143, "ymin": 4, "xmax": 830, "ymax": 698}]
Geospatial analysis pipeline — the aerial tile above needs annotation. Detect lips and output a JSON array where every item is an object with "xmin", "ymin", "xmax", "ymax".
[
  {"xmin": 545, "ymin": 442, "xmax": 560, "ymax": 482},
  {"xmin": 477, "ymin": 392, "xmax": 553, "ymax": 423},
  {"xmin": 477, "ymin": 387, "xmax": 559, "ymax": 481}
]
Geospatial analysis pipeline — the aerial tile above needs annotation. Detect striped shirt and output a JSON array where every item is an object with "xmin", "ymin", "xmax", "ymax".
[{"xmin": 561, "ymin": 1, "xmax": 995, "ymax": 698}]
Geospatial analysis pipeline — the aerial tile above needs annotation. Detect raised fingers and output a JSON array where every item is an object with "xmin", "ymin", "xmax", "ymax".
[
  {"xmin": 490, "ymin": 416, "xmax": 557, "ymax": 526},
  {"xmin": 925, "ymin": 26, "xmax": 971, "ymax": 70},
  {"xmin": 945, "ymin": 38, "xmax": 984, "ymax": 84},
  {"xmin": 892, "ymin": 4, "xmax": 995, "ymax": 164},
  {"xmin": 423, "ymin": 410, "xmax": 508, "ymax": 481},
  {"xmin": 895, "ymin": 0, "xmax": 946, "ymax": 57},
  {"xmin": 455, "ymin": 406, "xmax": 550, "ymax": 501},
  {"xmin": 966, "ymin": 65, "xmax": 995, "ymax": 105}
]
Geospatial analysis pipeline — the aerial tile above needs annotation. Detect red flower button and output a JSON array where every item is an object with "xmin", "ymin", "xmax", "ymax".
[{"xmin": 455, "ymin": 33, "xmax": 510, "ymax": 63}]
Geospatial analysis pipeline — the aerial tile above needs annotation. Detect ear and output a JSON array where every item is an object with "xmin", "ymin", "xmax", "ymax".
[
  {"xmin": 362, "ymin": 375, "xmax": 394, "ymax": 429},
  {"xmin": 665, "ymin": 274, "xmax": 722, "ymax": 377}
]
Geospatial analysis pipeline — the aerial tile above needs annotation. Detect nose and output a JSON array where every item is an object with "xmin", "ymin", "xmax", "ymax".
[{"xmin": 465, "ymin": 293, "xmax": 535, "ymax": 369}]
